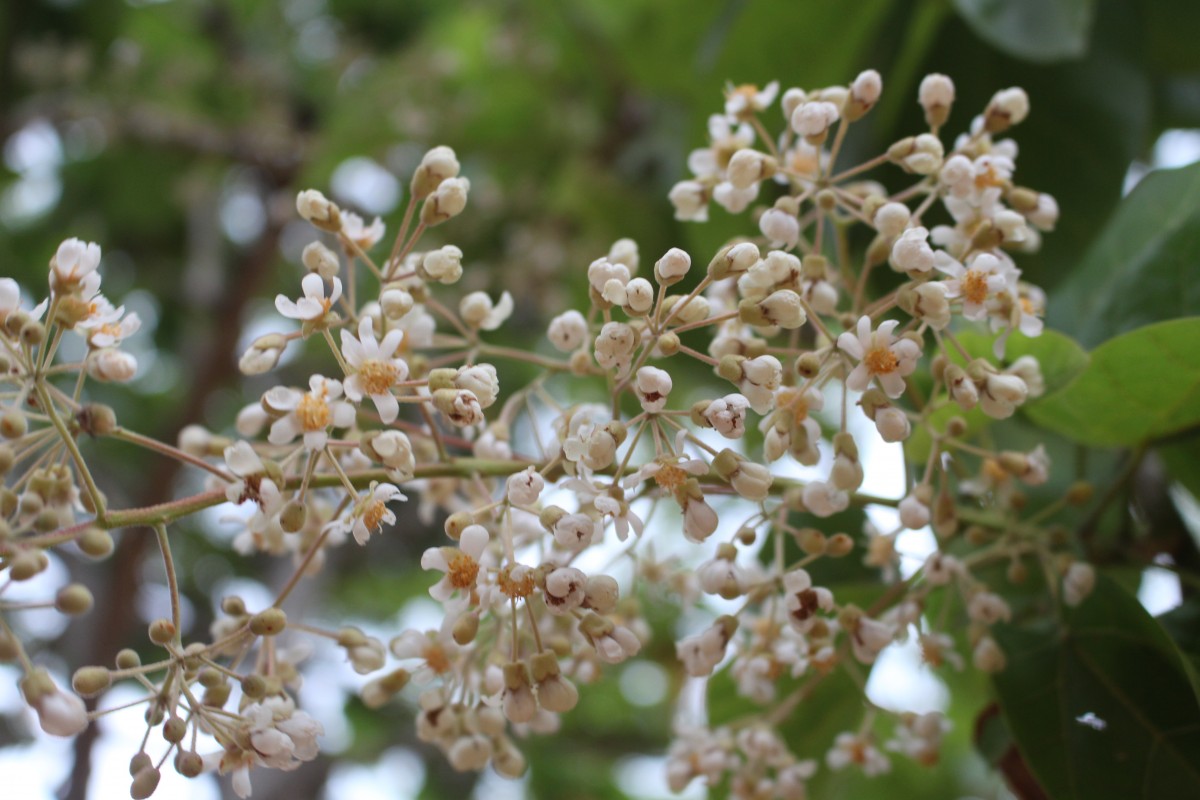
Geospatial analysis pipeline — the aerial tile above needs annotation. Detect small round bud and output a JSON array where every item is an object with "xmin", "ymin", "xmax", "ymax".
[
  {"xmin": 826, "ymin": 533, "xmax": 854, "ymax": 557},
  {"xmin": 162, "ymin": 715, "xmax": 187, "ymax": 744},
  {"xmin": 241, "ymin": 674, "xmax": 268, "ymax": 699},
  {"xmin": 10, "ymin": 548, "xmax": 49, "ymax": 581},
  {"xmin": 72, "ymin": 666, "xmax": 112, "ymax": 697},
  {"xmin": 131, "ymin": 766, "xmax": 161, "ymax": 799},
  {"xmin": 453, "ymin": 612, "xmax": 480, "ymax": 645},
  {"xmin": 279, "ymin": 500, "xmax": 307, "ymax": 533},
  {"xmin": 444, "ymin": 511, "xmax": 472, "ymax": 541},
  {"xmin": 302, "ymin": 241, "xmax": 340, "ymax": 279},
  {"xmin": 174, "ymin": 751, "xmax": 204, "ymax": 778},
  {"xmin": 221, "ymin": 595, "xmax": 247, "ymax": 616},
  {"xmin": 0, "ymin": 410, "xmax": 28, "ymax": 440},
  {"xmin": 249, "ymin": 608, "xmax": 287, "ymax": 637},
  {"xmin": 20, "ymin": 319, "xmax": 46, "ymax": 347},
  {"xmin": 798, "ymin": 528, "xmax": 827, "ymax": 556},
  {"xmin": 56, "ymin": 584, "xmax": 94, "ymax": 615},
  {"xmin": 77, "ymin": 404, "xmax": 118, "ymax": 436},
  {"xmin": 129, "ymin": 752, "xmax": 153, "ymax": 777},
  {"xmin": 115, "ymin": 649, "xmax": 141, "ymax": 670},
  {"xmin": 148, "ymin": 618, "xmax": 176, "ymax": 645}
]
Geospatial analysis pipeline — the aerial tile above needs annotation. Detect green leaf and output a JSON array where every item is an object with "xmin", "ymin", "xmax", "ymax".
[
  {"xmin": 1024, "ymin": 318, "xmax": 1200, "ymax": 446},
  {"xmin": 953, "ymin": 0, "xmax": 1095, "ymax": 63},
  {"xmin": 993, "ymin": 576, "xmax": 1200, "ymax": 799},
  {"xmin": 1050, "ymin": 163, "xmax": 1200, "ymax": 348}
]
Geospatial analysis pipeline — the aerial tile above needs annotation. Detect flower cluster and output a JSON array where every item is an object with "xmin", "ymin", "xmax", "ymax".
[{"xmin": 0, "ymin": 69, "xmax": 1101, "ymax": 800}]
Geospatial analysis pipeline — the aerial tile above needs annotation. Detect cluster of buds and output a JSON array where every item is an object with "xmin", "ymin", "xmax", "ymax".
[{"xmin": 0, "ymin": 66, "xmax": 1102, "ymax": 800}]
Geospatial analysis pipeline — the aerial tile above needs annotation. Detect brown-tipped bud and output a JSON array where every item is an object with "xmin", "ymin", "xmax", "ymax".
[
  {"xmin": 1067, "ymin": 481, "xmax": 1094, "ymax": 505},
  {"xmin": 965, "ymin": 525, "xmax": 990, "ymax": 546},
  {"xmin": 736, "ymin": 526, "xmax": 757, "ymax": 545},
  {"xmin": 148, "ymin": 618, "xmax": 176, "ymax": 645},
  {"xmin": 795, "ymin": 352, "xmax": 821, "ymax": 378},
  {"xmin": 77, "ymin": 404, "xmax": 118, "ymax": 437},
  {"xmin": 249, "ymin": 608, "xmax": 287, "ymax": 637},
  {"xmin": 453, "ymin": 612, "xmax": 480, "ymax": 645},
  {"xmin": 968, "ymin": 219, "xmax": 1002, "ymax": 252},
  {"xmin": 197, "ymin": 668, "xmax": 223, "ymax": 689},
  {"xmin": 444, "ymin": 511, "xmax": 472, "ymax": 541},
  {"xmin": 0, "ymin": 410, "xmax": 28, "ymax": 440},
  {"xmin": 0, "ymin": 445, "xmax": 13, "ymax": 475},
  {"xmin": 72, "ymin": 666, "xmax": 111, "ymax": 697},
  {"xmin": 815, "ymin": 188, "xmax": 837, "ymax": 212},
  {"xmin": 1007, "ymin": 559, "xmax": 1028, "ymax": 584},
  {"xmin": 945, "ymin": 416, "xmax": 968, "ymax": 438},
  {"xmin": 279, "ymin": 499, "xmax": 307, "ymax": 533},
  {"xmin": 826, "ymin": 533, "xmax": 854, "ymax": 557},
  {"xmin": 56, "ymin": 584, "xmax": 94, "ymax": 615},
  {"xmin": 162, "ymin": 715, "xmax": 187, "ymax": 744},
  {"xmin": 798, "ymin": 528, "xmax": 827, "ymax": 555},
  {"xmin": 865, "ymin": 234, "xmax": 891, "ymax": 267},
  {"xmin": 1009, "ymin": 490, "xmax": 1028, "ymax": 512},
  {"xmin": 129, "ymin": 752, "xmax": 153, "ymax": 778},
  {"xmin": 174, "ymin": 751, "xmax": 204, "ymax": 778},
  {"xmin": 20, "ymin": 319, "xmax": 45, "ymax": 347}
]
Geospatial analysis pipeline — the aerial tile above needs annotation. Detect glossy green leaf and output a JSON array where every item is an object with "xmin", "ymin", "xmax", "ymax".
[
  {"xmin": 1024, "ymin": 318, "xmax": 1200, "ymax": 446},
  {"xmin": 1050, "ymin": 163, "xmax": 1200, "ymax": 348},
  {"xmin": 993, "ymin": 576, "xmax": 1200, "ymax": 799},
  {"xmin": 953, "ymin": 0, "xmax": 1095, "ymax": 63}
]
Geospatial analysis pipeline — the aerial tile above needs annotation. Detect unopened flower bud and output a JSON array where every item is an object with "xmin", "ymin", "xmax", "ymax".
[
  {"xmin": 983, "ymin": 87, "xmax": 1029, "ymax": 133},
  {"xmin": 420, "ymin": 177, "xmax": 470, "ymax": 226},
  {"xmin": 301, "ymin": 241, "xmax": 340, "ymax": 279},
  {"xmin": 239, "ymin": 333, "xmax": 287, "ymax": 376},
  {"xmin": 296, "ymin": 189, "xmax": 341, "ymax": 232},
  {"xmin": 72, "ymin": 666, "xmax": 111, "ymax": 697},
  {"xmin": 411, "ymin": 146, "xmax": 460, "ymax": 200},
  {"xmin": 56, "ymin": 584, "xmax": 94, "ymax": 615},
  {"xmin": 918, "ymin": 73, "xmax": 955, "ymax": 128},
  {"xmin": 249, "ymin": 608, "xmax": 287, "ymax": 637}
]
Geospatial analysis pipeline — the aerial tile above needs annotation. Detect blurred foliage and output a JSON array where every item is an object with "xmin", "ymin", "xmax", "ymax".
[{"xmin": 3, "ymin": 0, "xmax": 1200, "ymax": 799}]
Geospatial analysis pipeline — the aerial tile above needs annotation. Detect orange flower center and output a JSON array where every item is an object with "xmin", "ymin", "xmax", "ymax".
[
  {"xmin": 653, "ymin": 462, "xmax": 688, "ymax": 491},
  {"xmin": 446, "ymin": 550, "xmax": 479, "ymax": 590},
  {"xmin": 863, "ymin": 345, "xmax": 899, "ymax": 375},
  {"xmin": 424, "ymin": 642, "xmax": 452, "ymax": 674},
  {"xmin": 498, "ymin": 565, "xmax": 535, "ymax": 599},
  {"xmin": 296, "ymin": 392, "xmax": 331, "ymax": 431},
  {"xmin": 962, "ymin": 270, "xmax": 989, "ymax": 305},
  {"xmin": 362, "ymin": 500, "xmax": 387, "ymax": 532},
  {"xmin": 359, "ymin": 359, "xmax": 399, "ymax": 395}
]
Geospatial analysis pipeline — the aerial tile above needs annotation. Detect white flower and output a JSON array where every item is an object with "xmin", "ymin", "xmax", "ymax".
[
  {"xmin": 459, "ymin": 291, "xmax": 513, "ymax": 331},
  {"xmin": 432, "ymin": 388, "xmax": 484, "ymax": 427},
  {"xmin": 302, "ymin": 241, "xmax": 340, "ymax": 279},
  {"xmin": 340, "ymin": 317, "xmax": 407, "ymax": 423},
  {"xmin": 760, "ymin": 207, "xmax": 800, "ymax": 249},
  {"xmin": 802, "ymin": 480, "xmax": 849, "ymax": 517},
  {"xmin": 890, "ymin": 227, "xmax": 935, "ymax": 273},
  {"xmin": 455, "ymin": 364, "xmax": 499, "ymax": 408},
  {"xmin": 791, "ymin": 101, "xmax": 840, "ymax": 138},
  {"xmin": 594, "ymin": 321, "xmax": 637, "ymax": 376},
  {"xmin": 837, "ymin": 316, "xmax": 921, "ymax": 398},
  {"xmin": 421, "ymin": 524, "xmax": 489, "ymax": 603},
  {"xmin": 654, "ymin": 247, "xmax": 692, "ymax": 284},
  {"xmin": 703, "ymin": 394, "xmax": 750, "ymax": 439},
  {"xmin": 967, "ymin": 591, "xmax": 1011, "ymax": 625},
  {"xmin": 51, "ymin": 238, "xmax": 102, "ymax": 286},
  {"xmin": 677, "ymin": 617, "xmax": 735, "ymax": 677},
  {"xmin": 737, "ymin": 355, "xmax": 783, "ymax": 414},
  {"xmin": 339, "ymin": 211, "xmax": 385, "ymax": 250},
  {"xmin": 266, "ymin": 375, "xmax": 356, "ymax": 451},
  {"xmin": 553, "ymin": 513, "xmax": 597, "ymax": 550},
  {"xmin": 783, "ymin": 569, "xmax": 833, "ymax": 633},
  {"xmin": 635, "ymin": 366, "xmax": 672, "ymax": 413},
  {"xmin": 874, "ymin": 202, "xmax": 911, "ymax": 238},
  {"xmin": 275, "ymin": 273, "xmax": 342, "ymax": 322},
  {"xmin": 548, "ymin": 310, "xmax": 587, "ymax": 351},
  {"xmin": 86, "ymin": 348, "xmax": 137, "ymax": 382},
  {"xmin": 22, "ymin": 672, "xmax": 88, "ymax": 737},
  {"xmin": 340, "ymin": 482, "xmax": 405, "ymax": 546},
  {"xmin": 76, "ymin": 298, "xmax": 141, "ymax": 348},
  {"xmin": 979, "ymin": 372, "xmax": 1028, "ymax": 419},
  {"xmin": 223, "ymin": 442, "xmax": 282, "ymax": 514},
  {"xmin": 390, "ymin": 628, "xmax": 460, "ymax": 683},
  {"xmin": 668, "ymin": 180, "xmax": 708, "ymax": 222},
  {"xmin": 506, "ymin": 467, "xmax": 544, "ymax": 506},
  {"xmin": 544, "ymin": 567, "xmax": 588, "ymax": 614},
  {"xmin": 725, "ymin": 81, "xmax": 779, "ymax": 118},
  {"xmin": 420, "ymin": 245, "xmax": 463, "ymax": 284},
  {"xmin": 369, "ymin": 430, "xmax": 416, "ymax": 478},
  {"xmin": 936, "ymin": 251, "xmax": 1008, "ymax": 320}
]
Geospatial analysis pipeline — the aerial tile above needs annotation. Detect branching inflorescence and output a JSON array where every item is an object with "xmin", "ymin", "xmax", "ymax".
[{"xmin": 0, "ymin": 70, "xmax": 1096, "ymax": 798}]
